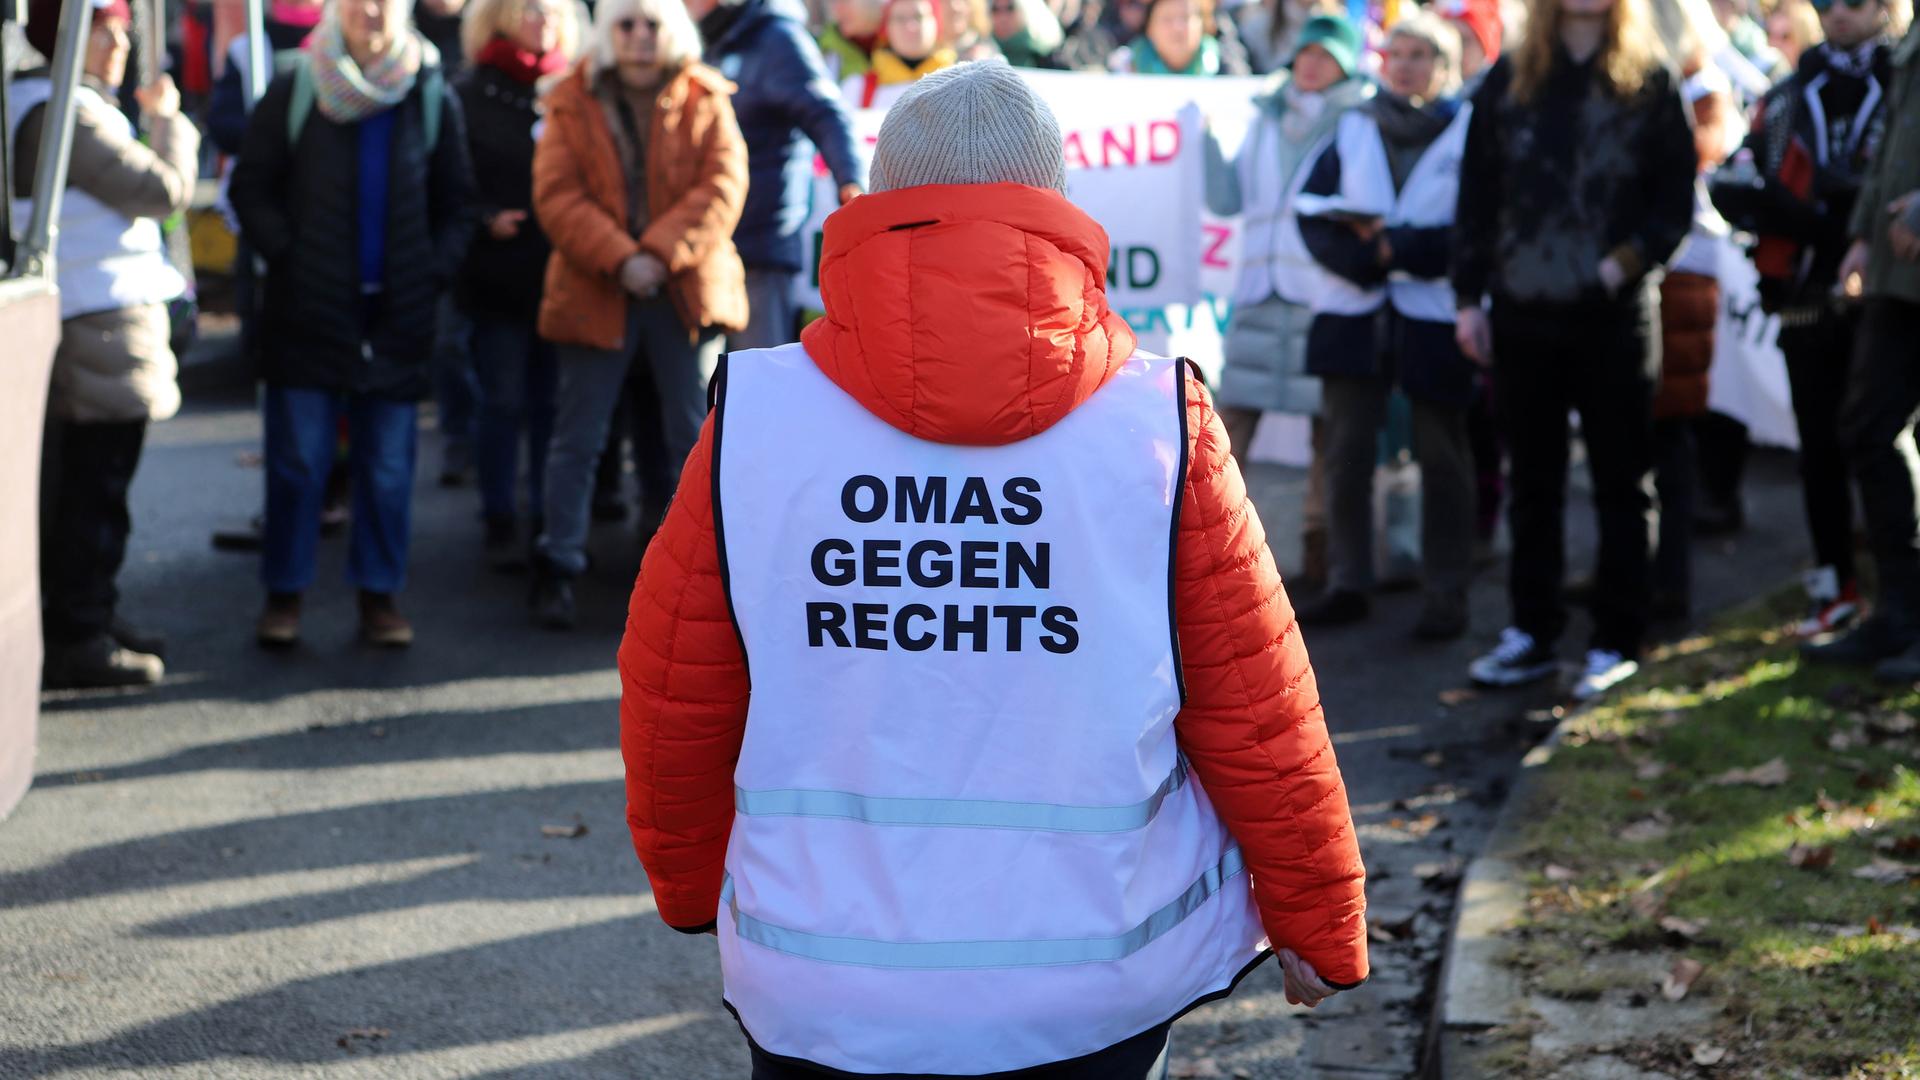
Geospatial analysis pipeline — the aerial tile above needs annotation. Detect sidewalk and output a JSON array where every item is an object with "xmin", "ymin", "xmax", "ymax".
[{"xmin": 1434, "ymin": 591, "xmax": 1920, "ymax": 1079}]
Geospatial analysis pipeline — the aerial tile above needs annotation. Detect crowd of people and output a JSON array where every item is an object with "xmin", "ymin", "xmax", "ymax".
[{"xmin": 11, "ymin": 0, "xmax": 1920, "ymax": 708}]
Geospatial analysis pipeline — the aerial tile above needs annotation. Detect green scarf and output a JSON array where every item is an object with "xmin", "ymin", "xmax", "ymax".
[
  {"xmin": 1131, "ymin": 35, "xmax": 1220, "ymax": 76},
  {"xmin": 995, "ymin": 28, "xmax": 1054, "ymax": 68}
]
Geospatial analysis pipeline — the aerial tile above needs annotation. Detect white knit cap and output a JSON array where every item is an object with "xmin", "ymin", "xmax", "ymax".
[{"xmin": 868, "ymin": 60, "xmax": 1068, "ymax": 195}]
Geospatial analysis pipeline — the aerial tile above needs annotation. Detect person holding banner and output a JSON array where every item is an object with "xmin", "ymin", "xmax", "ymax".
[
  {"xmin": 1204, "ymin": 12, "xmax": 1370, "ymax": 589},
  {"xmin": 12, "ymin": 0, "xmax": 198, "ymax": 688},
  {"xmin": 1291, "ymin": 11, "xmax": 1477, "ymax": 640},
  {"xmin": 1453, "ymin": 0, "xmax": 1696, "ymax": 700},
  {"xmin": 618, "ymin": 61, "xmax": 1368, "ymax": 1078}
]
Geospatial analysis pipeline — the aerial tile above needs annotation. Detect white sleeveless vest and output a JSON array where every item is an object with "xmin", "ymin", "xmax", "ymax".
[
  {"xmin": 1232, "ymin": 113, "xmax": 1333, "ymax": 307},
  {"xmin": 6, "ymin": 78, "xmax": 185, "ymax": 321},
  {"xmin": 1292, "ymin": 104, "xmax": 1471, "ymax": 325},
  {"xmin": 710, "ymin": 344, "xmax": 1268, "ymax": 1075}
]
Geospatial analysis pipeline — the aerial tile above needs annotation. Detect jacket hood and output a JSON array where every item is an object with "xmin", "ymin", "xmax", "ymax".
[
  {"xmin": 800, "ymin": 184, "xmax": 1138, "ymax": 446},
  {"xmin": 704, "ymin": 0, "xmax": 805, "ymax": 53}
]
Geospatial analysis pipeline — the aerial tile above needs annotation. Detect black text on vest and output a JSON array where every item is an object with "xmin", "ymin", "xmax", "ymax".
[{"xmin": 805, "ymin": 475, "xmax": 1079, "ymax": 654}]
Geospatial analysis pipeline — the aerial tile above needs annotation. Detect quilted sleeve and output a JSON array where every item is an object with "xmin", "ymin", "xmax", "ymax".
[
  {"xmin": 1171, "ymin": 367, "xmax": 1370, "ymax": 988},
  {"xmin": 618, "ymin": 418, "xmax": 752, "ymax": 932}
]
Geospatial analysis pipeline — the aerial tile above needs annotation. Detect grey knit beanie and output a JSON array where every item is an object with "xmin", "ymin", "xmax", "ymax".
[{"xmin": 868, "ymin": 60, "xmax": 1068, "ymax": 195}]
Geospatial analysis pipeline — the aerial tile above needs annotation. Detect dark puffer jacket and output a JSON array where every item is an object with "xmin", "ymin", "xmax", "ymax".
[
  {"xmin": 697, "ymin": 0, "xmax": 863, "ymax": 272},
  {"xmin": 454, "ymin": 61, "xmax": 550, "ymax": 323},
  {"xmin": 228, "ymin": 60, "xmax": 474, "ymax": 400}
]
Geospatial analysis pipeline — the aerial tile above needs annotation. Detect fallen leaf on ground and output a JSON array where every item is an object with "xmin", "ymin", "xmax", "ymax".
[
  {"xmin": 1659, "ymin": 916, "xmax": 1708, "ymax": 941},
  {"xmin": 1438, "ymin": 687, "xmax": 1478, "ymax": 707},
  {"xmin": 1852, "ymin": 857, "xmax": 1920, "ymax": 884},
  {"xmin": 1708, "ymin": 757, "xmax": 1790, "ymax": 787},
  {"xmin": 1629, "ymin": 890, "xmax": 1665, "ymax": 919},
  {"xmin": 1171, "ymin": 1057, "xmax": 1222, "ymax": 1078},
  {"xmin": 337, "ymin": 1028, "xmax": 391, "ymax": 1051},
  {"xmin": 1787, "ymin": 844, "xmax": 1835, "ymax": 870},
  {"xmin": 1661, "ymin": 957, "xmax": 1706, "ymax": 1002},
  {"xmin": 1421, "ymin": 750, "xmax": 1446, "ymax": 768},
  {"xmin": 1619, "ymin": 817, "xmax": 1673, "ymax": 844},
  {"xmin": 1691, "ymin": 1043, "xmax": 1729, "ymax": 1066},
  {"xmin": 1878, "ymin": 834, "xmax": 1920, "ymax": 856},
  {"xmin": 1828, "ymin": 727, "xmax": 1870, "ymax": 752},
  {"xmin": 1635, "ymin": 760, "xmax": 1671, "ymax": 781},
  {"xmin": 1545, "ymin": 864, "xmax": 1579, "ymax": 882},
  {"xmin": 541, "ymin": 824, "xmax": 588, "ymax": 839}
]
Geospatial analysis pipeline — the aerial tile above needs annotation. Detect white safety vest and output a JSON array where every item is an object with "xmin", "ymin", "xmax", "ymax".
[
  {"xmin": 6, "ymin": 78, "xmax": 186, "ymax": 320},
  {"xmin": 1292, "ymin": 104, "xmax": 1471, "ymax": 325},
  {"xmin": 1232, "ymin": 113, "xmax": 1333, "ymax": 307},
  {"xmin": 711, "ymin": 343, "xmax": 1268, "ymax": 1075}
]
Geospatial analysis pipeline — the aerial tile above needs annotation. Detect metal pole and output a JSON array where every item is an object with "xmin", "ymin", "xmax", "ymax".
[
  {"xmin": 1, "ymin": 25, "xmax": 15, "ymax": 275},
  {"xmin": 139, "ymin": 0, "xmax": 163, "ymax": 92},
  {"xmin": 245, "ymin": 0, "xmax": 266, "ymax": 105},
  {"xmin": 17, "ymin": 0, "xmax": 94, "ymax": 279}
]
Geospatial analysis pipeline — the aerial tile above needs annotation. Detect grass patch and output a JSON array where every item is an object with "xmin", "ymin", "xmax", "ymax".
[{"xmin": 1508, "ymin": 588, "xmax": 1920, "ymax": 1077}]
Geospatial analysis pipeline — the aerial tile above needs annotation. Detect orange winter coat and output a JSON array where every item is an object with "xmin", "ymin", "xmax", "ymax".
[
  {"xmin": 533, "ymin": 61, "xmax": 748, "ymax": 348},
  {"xmin": 617, "ymin": 183, "xmax": 1371, "ymax": 989}
]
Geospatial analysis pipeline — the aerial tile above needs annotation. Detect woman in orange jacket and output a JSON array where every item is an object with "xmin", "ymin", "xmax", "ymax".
[
  {"xmin": 618, "ymin": 61, "xmax": 1366, "ymax": 1079},
  {"xmin": 528, "ymin": 0, "xmax": 747, "ymax": 628}
]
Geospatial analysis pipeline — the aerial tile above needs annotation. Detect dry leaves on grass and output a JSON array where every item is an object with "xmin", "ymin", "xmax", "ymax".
[
  {"xmin": 540, "ymin": 823, "xmax": 588, "ymax": 839},
  {"xmin": 1618, "ymin": 815, "xmax": 1674, "ymax": 844},
  {"xmin": 1851, "ymin": 857, "xmax": 1920, "ymax": 885},
  {"xmin": 1690, "ymin": 1043, "xmax": 1729, "ymax": 1067},
  {"xmin": 1866, "ymin": 711, "xmax": 1917, "ymax": 737},
  {"xmin": 1545, "ymin": 864, "xmax": 1579, "ymax": 883},
  {"xmin": 1877, "ymin": 834, "xmax": 1920, "ymax": 856},
  {"xmin": 1659, "ymin": 916, "xmax": 1709, "ymax": 941},
  {"xmin": 1787, "ymin": 844, "xmax": 1836, "ymax": 870},
  {"xmin": 1634, "ymin": 759, "xmax": 1672, "ymax": 781},
  {"xmin": 1661, "ymin": 957, "xmax": 1706, "ymax": 1001},
  {"xmin": 1707, "ymin": 757, "xmax": 1791, "ymax": 788}
]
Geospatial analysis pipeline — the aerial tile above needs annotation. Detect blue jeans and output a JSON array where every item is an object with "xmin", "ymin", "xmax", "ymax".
[
  {"xmin": 263, "ymin": 386, "xmax": 418, "ymax": 594},
  {"xmin": 733, "ymin": 268, "xmax": 799, "ymax": 350},
  {"xmin": 538, "ymin": 298, "xmax": 721, "ymax": 576},
  {"xmin": 472, "ymin": 317, "xmax": 557, "ymax": 523}
]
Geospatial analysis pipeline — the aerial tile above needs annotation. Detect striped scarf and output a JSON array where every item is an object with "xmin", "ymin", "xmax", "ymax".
[{"xmin": 307, "ymin": 9, "xmax": 427, "ymax": 125}]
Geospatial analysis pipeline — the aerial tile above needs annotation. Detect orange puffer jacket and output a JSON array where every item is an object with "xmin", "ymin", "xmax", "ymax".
[{"xmin": 617, "ymin": 183, "xmax": 1370, "ymax": 988}]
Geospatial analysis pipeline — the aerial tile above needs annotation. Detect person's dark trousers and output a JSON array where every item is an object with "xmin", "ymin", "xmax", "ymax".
[
  {"xmin": 1492, "ymin": 290, "xmax": 1659, "ymax": 657},
  {"xmin": 1467, "ymin": 373, "xmax": 1504, "ymax": 542},
  {"xmin": 746, "ymin": 1020, "xmax": 1173, "ymax": 1079},
  {"xmin": 262, "ymin": 386, "xmax": 419, "ymax": 594},
  {"xmin": 472, "ymin": 316, "xmax": 557, "ymax": 524},
  {"xmin": 1652, "ymin": 417, "xmax": 1695, "ymax": 605},
  {"xmin": 1778, "ymin": 309, "xmax": 1861, "ymax": 584},
  {"xmin": 1693, "ymin": 410, "xmax": 1749, "ymax": 520},
  {"xmin": 432, "ymin": 294, "xmax": 477, "ymax": 466},
  {"xmin": 39, "ymin": 418, "xmax": 148, "ymax": 646},
  {"xmin": 1841, "ymin": 297, "xmax": 1920, "ymax": 633},
  {"xmin": 1321, "ymin": 375, "xmax": 1475, "ymax": 597}
]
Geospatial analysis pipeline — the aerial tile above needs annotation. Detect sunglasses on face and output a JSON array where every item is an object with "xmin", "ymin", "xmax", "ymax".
[
  {"xmin": 615, "ymin": 15, "xmax": 660, "ymax": 33},
  {"xmin": 1809, "ymin": 0, "xmax": 1873, "ymax": 12}
]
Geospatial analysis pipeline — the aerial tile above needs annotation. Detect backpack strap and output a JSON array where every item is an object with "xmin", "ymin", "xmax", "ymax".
[
  {"xmin": 286, "ymin": 53, "xmax": 314, "ymax": 147},
  {"xmin": 420, "ymin": 65, "xmax": 444, "ymax": 153}
]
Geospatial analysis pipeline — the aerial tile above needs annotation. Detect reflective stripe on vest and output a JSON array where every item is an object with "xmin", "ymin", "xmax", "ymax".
[
  {"xmin": 709, "ymin": 343, "xmax": 1268, "ymax": 1076},
  {"xmin": 718, "ymin": 844, "xmax": 1246, "ymax": 970},
  {"xmin": 734, "ymin": 756, "xmax": 1190, "ymax": 833}
]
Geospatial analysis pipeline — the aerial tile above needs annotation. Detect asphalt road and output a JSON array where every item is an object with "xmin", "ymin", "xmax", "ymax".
[{"xmin": 0, "ymin": 350, "xmax": 1811, "ymax": 1079}]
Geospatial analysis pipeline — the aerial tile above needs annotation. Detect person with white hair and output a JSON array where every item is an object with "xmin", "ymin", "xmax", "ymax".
[
  {"xmin": 229, "ymin": 0, "xmax": 476, "ymax": 649},
  {"xmin": 1289, "ymin": 10, "xmax": 1478, "ymax": 640},
  {"xmin": 525, "ymin": 0, "xmax": 748, "ymax": 627}
]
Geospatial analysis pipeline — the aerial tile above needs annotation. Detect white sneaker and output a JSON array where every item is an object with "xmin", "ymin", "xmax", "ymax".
[
  {"xmin": 1571, "ymin": 649, "xmax": 1638, "ymax": 702},
  {"xmin": 1469, "ymin": 627, "xmax": 1560, "ymax": 687}
]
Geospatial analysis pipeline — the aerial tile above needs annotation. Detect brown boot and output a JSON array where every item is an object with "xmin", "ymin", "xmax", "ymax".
[
  {"xmin": 256, "ymin": 592, "xmax": 302, "ymax": 649},
  {"xmin": 358, "ymin": 591, "xmax": 414, "ymax": 648}
]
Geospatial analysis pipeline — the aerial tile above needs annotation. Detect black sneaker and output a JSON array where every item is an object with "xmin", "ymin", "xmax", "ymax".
[
  {"xmin": 43, "ymin": 634, "xmax": 164, "ymax": 690},
  {"xmin": 530, "ymin": 558, "xmax": 577, "ymax": 631},
  {"xmin": 1298, "ymin": 589, "xmax": 1370, "ymax": 627},
  {"xmin": 592, "ymin": 491, "xmax": 629, "ymax": 524},
  {"xmin": 1469, "ymin": 627, "xmax": 1559, "ymax": 687},
  {"xmin": 1803, "ymin": 616, "xmax": 1916, "ymax": 666}
]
